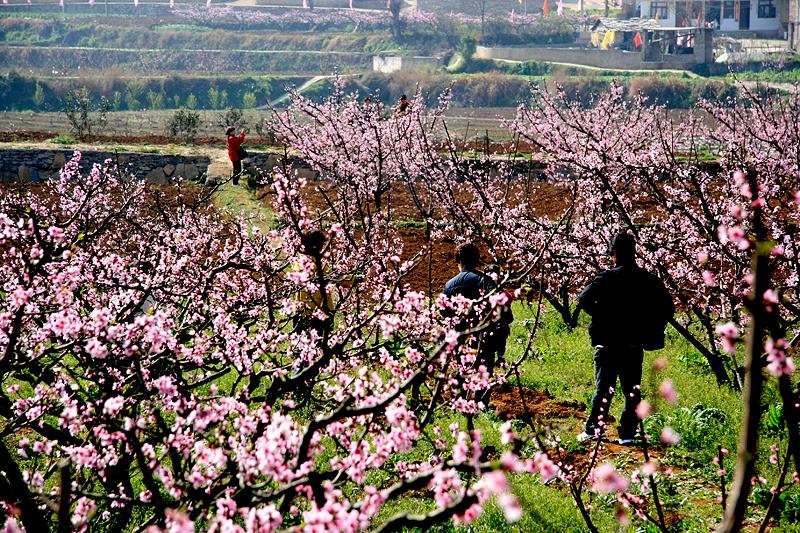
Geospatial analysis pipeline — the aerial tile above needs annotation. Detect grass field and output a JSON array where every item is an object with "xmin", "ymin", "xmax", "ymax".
[{"xmin": 0, "ymin": 107, "xmax": 522, "ymax": 142}]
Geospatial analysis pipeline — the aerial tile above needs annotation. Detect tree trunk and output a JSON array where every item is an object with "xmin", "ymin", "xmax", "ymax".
[{"xmin": 721, "ymin": 175, "xmax": 769, "ymax": 532}]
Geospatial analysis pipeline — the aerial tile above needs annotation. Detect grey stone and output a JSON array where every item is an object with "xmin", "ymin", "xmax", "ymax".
[
  {"xmin": 205, "ymin": 174, "xmax": 223, "ymax": 187},
  {"xmin": 163, "ymin": 163, "xmax": 176, "ymax": 176},
  {"xmin": 52, "ymin": 152, "xmax": 66, "ymax": 169},
  {"xmin": 17, "ymin": 165, "xmax": 32, "ymax": 182},
  {"xmin": 295, "ymin": 168, "xmax": 318, "ymax": 181},
  {"xmin": 145, "ymin": 167, "xmax": 168, "ymax": 185},
  {"xmin": 175, "ymin": 163, "xmax": 199, "ymax": 181}
]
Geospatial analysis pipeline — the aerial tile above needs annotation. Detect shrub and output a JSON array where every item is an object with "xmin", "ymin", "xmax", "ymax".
[
  {"xmin": 50, "ymin": 134, "xmax": 78, "ymax": 145},
  {"xmin": 643, "ymin": 403, "xmax": 727, "ymax": 452},
  {"xmin": 62, "ymin": 86, "xmax": 111, "ymax": 140},
  {"xmin": 167, "ymin": 108, "xmax": 200, "ymax": 142},
  {"xmin": 627, "ymin": 76, "xmax": 693, "ymax": 108},
  {"xmin": 216, "ymin": 107, "xmax": 247, "ymax": 130}
]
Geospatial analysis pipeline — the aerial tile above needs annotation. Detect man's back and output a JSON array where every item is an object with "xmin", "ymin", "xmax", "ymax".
[
  {"xmin": 578, "ymin": 264, "xmax": 673, "ymax": 347},
  {"xmin": 444, "ymin": 269, "xmax": 494, "ymax": 300}
]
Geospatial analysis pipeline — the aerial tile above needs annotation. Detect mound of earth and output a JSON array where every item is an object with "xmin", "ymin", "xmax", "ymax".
[{"xmin": 489, "ymin": 383, "xmax": 586, "ymax": 421}]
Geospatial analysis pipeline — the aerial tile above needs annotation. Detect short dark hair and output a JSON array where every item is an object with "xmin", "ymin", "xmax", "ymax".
[
  {"xmin": 611, "ymin": 231, "xmax": 636, "ymax": 264},
  {"xmin": 300, "ymin": 230, "xmax": 327, "ymax": 256},
  {"xmin": 400, "ymin": 94, "xmax": 407, "ymax": 100},
  {"xmin": 226, "ymin": 127, "xmax": 235, "ymax": 136},
  {"xmin": 455, "ymin": 242, "xmax": 480, "ymax": 268}
]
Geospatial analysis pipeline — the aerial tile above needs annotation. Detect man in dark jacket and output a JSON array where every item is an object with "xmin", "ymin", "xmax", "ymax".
[
  {"xmin": 573, "ymin": 232, "xmax": 674, "ymax": 444},
  {"xmin": 444, "ymin": 243, "xmax": 512, "ymax": 402}
]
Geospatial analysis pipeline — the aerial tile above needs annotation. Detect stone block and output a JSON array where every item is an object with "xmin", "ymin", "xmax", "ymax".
[
  {"xmin": 163, "ymin": 163, "xmax": 176, "ymax": 176},
  {"xmin": 175, "ymin": 163, "xmax": 199, "ymax": 181},
  {"xmin": 17, "ymin": 165, "xmax": 32, "ymax": 182},
  {"xmin": 145, "ymin": 167, "xmax": 168, "ymax": 185},
  {"xmin": 205, "ymin": 174, "xmax": 223, "ymax": 187},
  {"xmin": 52, "ymin": 152, "xmax": 66, "ymax": 169},
  {"xmin": 295, "ymin": 168, "xmax": 319, "ymax": 181}
]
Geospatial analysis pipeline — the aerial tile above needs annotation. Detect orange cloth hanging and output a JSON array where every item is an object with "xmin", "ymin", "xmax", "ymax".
[
  {"xmin": 542, "ymin": 0, "xmax": 551, "ymax": 14},
  {"xmin": 634, "ymin": 31, "xmax": 643, "ymax": 48}
]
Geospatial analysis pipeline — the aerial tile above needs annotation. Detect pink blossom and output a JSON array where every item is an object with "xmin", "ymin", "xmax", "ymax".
[
  {"xmin": 660, "ymin": 427, "xmax": 680, "ymax": 445},
  {"xmin": 498, "ymin": 493, "xmax": 522, "ymax": 522},
  {"xmin": 85, "ymin": 338, "xmax": 108, "ymax": 359},
  {"xmin": 2, "ymin": 518, "xmax": 24, "ymax": 533},
  {"xmin": 10, "ymin": 286, "xmax": 33, "ymax": 309},
  {"xmin": 659, "ymin": 379, "xmax": 678, "ymax": 404},
  {"xmin": 766, "ymin": 338, "xmax": 795, "ymax": 377},
  {"xmin": 592, "ymin": 463, "xmax": 629, "ymax": 493},
  {"xmin": 102, "ymin": 396, "xmax": 125, "ymax": 416},
  {"xmin": 480, "ymin": 471, "xmax": 509, "ymax": 494},
  {"xmin": 635, "ymin": 400, "xmax": 651, "ymax": 420},
  {"xmin": 534, "ymin": 452, "xmax": 559, "ymax": 482}
]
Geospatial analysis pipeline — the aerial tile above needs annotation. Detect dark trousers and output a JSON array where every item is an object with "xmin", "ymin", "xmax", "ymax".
[
  {"xmin": 474, "ymin": 325, "xmax": 510, "ymax": 402},
  {"xmin": 232, "ymin": 159, "xmax": 242, "ymax": 184},
  {"xmin": 292, "ymin": 315, "xmax": 332, "ymax": 339},
  {"xmin": 585, "ymin": 345, "xmax": 643, "ymax": 439}
]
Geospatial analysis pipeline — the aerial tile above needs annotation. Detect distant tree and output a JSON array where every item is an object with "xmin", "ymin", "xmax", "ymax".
[
  {"xmin": 147, "ymin": 90, "xmax": 166, "ymax": 110},
  {"xmin": 112, "ymin": 90, "xmax": 123, "ymax": 111},
  {"xmin": 63, "ymin": 87, "xmax": 111, "ymax": 140},
  {"xmin": 388, "ymin": 0, "xmax": 404, "ymax": 40},
  {"xmin": 219, "ymin": 89, "xmax": 229, "ymax": 109},
  {"xmin": 167, "ymin": 108, "xmax": 200, "ymax": 142},
  {"xmin": 242, "ymin": 91, "xmax": 258, "ymax": 108},
  {"xmin": 33, "ymin": 82, "xmax": 46, "ymax": 110},
  {"xmin": 172, "ymin": 94, "xmax": 181, "ymax": 108},
  {"xmin": 216, "ymin": 107, "xmax": 246, "ymax": 130},
  {"xmin": 125, "ymin": 81, "xmax": 143, "ymax": 111},
  {"xmin": 472, "ymin": 0, "xmax": 488, "ymax": 34},
  {"xmin": 208, "ymin": 86, "xmax": 220, "ymax": 109},
  {"xmin": 186, "ymin": 93, "xmax": 198, "ymax": 110}
]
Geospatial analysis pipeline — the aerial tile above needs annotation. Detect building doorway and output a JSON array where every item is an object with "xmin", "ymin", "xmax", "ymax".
[{"xmin": 740, "ymin": 0, "xmax": 750, "ymax": 28}]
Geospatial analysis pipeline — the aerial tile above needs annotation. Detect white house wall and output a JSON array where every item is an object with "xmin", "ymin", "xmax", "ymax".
[
  {"xmin": 749, "ymin": 2, "xmax": 781, "ymax": 29},
  {"xmin": 640, "ymin": 0, "xmax": 780, "ymax": 31},
  {"xmin": 640, "ymin": 0, "xmax": 678, "ymax": 25}
]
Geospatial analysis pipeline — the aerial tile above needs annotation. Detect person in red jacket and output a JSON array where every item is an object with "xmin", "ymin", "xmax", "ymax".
[{"xmin": 226, "ymin": 127, "xmax": 246, "ymax": 185}]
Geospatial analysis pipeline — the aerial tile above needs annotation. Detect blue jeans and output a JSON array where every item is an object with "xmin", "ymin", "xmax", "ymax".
[{"xmin": 585, "ymin": 345, "xmax": 643, "ymax": 439}]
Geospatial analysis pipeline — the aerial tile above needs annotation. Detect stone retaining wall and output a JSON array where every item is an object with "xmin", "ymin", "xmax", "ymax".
[{"xmin": 0, "ymin": 148, "xmax": 211, "ymax": 185}]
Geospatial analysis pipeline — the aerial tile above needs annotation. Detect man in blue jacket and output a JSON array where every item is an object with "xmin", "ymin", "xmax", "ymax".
[
  {"xmin": 444, "ymin": 243, "xmax": 512, "ymax": 403},
  {"xmin": 573, "ymin": 232, "xmax": 674, "ymax": 444}
]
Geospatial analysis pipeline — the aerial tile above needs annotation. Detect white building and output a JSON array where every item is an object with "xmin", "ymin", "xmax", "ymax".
[{"xmin": 638, "ymin": 0, "xmax": 786, "ymax": 33}]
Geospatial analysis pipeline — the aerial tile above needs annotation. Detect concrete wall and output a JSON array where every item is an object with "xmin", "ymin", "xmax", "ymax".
[
  {"xmin": 0, "ymin": 148, "xmax": 211, "ymax": 185},
  {"xmin": 475, "ymin": 43, "xmax": 708, "ymax": 69},
  {"xmin": 373, "ymin": 56, "xmax": 442, "ymax": 73}
]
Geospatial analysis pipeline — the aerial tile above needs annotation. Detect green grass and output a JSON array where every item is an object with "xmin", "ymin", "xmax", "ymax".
[
  {"xmin": 212, "ymin": 180, "xmax": 275, "ymax": 232},
  {"xmin": 50, "ymin": 134, "xmax": 78, "ymax": 145}
]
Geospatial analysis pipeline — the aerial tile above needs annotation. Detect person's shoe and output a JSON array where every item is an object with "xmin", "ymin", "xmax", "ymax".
[
  {"xmin": 617, "ymin": 435, "xmax": 641, "ymax": 445},
  {"xmin": 577, "ymin": 431, "xmax": 604, "ymax": 442}
]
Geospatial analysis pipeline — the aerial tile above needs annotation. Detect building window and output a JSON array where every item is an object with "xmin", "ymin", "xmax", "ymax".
[
  {"xmin": 650, "ymin": 1, "xmax": 668, "ymax": 18},
  {"xmin": 758, "ymin": 0, "xmax": 776, "ymax": 18},
  {"xmin": 723, "ymin": 0, "xmax": 735, "ymax": 18}
]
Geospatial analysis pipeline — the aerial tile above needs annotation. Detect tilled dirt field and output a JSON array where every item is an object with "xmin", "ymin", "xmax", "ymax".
[{"xmin": 260, "ymin": 177, "xmax": 571, "ymax": 293}]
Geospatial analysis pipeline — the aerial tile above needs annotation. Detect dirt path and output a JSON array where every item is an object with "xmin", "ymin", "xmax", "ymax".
[
  {"xmin": 207, "ymin": 147, "xmax": 232, "ymax": 182},
  {"xmin": 262, "ymin": 75, "xmax": 333, "ymax": 108}
]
